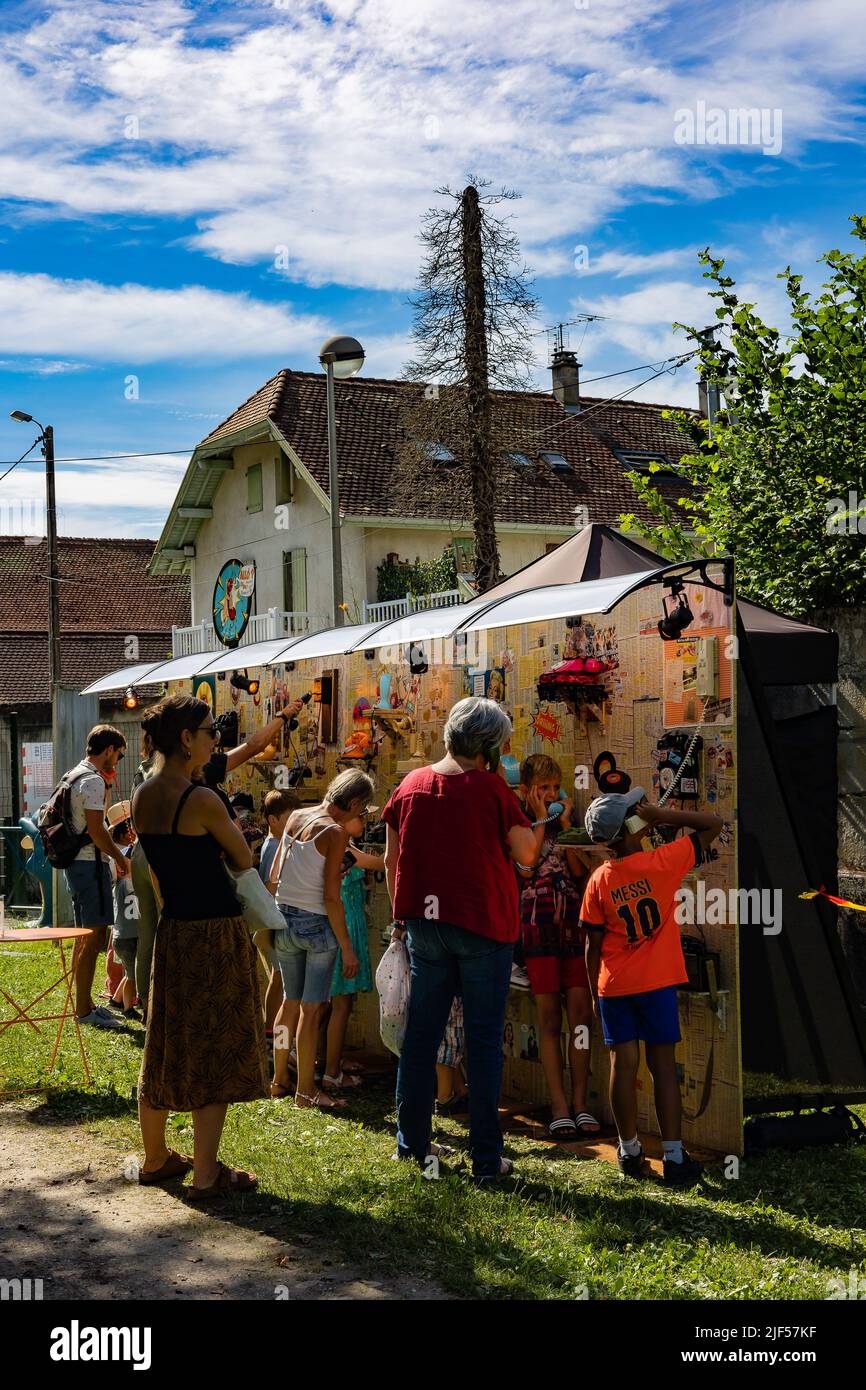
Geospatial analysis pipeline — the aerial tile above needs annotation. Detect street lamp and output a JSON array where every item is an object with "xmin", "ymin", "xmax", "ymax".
[
  {"xmin": 318, "ymin": 335, "xmax": 365, "ymax": 626},
  {"xmin": 10, "ymin": 410, "xmax": 61, "ymax": 700}
]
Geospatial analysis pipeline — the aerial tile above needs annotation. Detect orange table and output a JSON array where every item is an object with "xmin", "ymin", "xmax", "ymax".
[{"xmin": 0, "ymin": 927, "xmax": 93, "ymax": 1095}]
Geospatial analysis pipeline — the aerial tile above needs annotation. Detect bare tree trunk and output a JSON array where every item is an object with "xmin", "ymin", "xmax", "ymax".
[{"xmin": 461, "ymin": 184, "xmax": 502, "ymax": 591}]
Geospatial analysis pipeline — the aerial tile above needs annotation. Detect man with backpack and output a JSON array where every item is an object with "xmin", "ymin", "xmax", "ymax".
[{"xmin": 42, "ymin": 725, "xmax": 131, "ymax": 1029}]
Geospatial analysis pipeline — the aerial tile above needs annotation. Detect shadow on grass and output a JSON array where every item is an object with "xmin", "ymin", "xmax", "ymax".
[{"xmin": 16, "ymin": 1086, "xmax": 138, "ymax": 1124}]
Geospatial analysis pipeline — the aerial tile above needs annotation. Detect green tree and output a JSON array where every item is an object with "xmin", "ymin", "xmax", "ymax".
[{"xmin": 621, "ymin": 215, "xmax": 866, "ymax": 616}]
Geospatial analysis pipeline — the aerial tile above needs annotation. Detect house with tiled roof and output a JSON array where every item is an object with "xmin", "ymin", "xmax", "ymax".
[
  {"xmin": 0, "ymin": 537, "xmax": 189, "ymax": 820},
  {"xmin": 151, "ymin": 353, "xmax": 694, "ymax": 649}
]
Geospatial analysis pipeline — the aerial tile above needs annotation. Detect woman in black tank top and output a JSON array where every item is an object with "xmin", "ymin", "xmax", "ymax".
[{"xmin": 131, "ymin": 695, "xmax": 269, "ymax": 1200}]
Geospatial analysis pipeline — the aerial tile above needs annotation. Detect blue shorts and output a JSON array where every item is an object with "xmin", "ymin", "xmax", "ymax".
[
  {"xmin": 65, "ymin": 858, "xmax": 113, "ymax": 931},
  {"xmin": 598, "ymin": 984, "xmax": 681, "ymax": 1046},
  {"xmin": 274, "ymin": 904, "xmax": 339, "ymax": 1004}
]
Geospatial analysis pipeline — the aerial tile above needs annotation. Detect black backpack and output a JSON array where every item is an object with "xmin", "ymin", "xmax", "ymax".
[{"xmin": 36, "ymin": 766, "xmax": 97, "ymax": 869}]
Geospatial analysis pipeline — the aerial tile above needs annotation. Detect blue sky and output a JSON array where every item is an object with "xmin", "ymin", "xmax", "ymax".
[{"xmin": 0, "ymin": 0, "xmax": 863, "ymax": 538}]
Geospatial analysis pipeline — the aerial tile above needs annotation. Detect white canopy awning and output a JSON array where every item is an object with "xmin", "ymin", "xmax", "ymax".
[
  {"xmin": 198, "ymin": 638, "xmax": 297, "ymax": 674},
  {"xmin": 453, "ymin": 570, "xmax": 663, "ymax": 635},
  {"xmin": 81, "ymin": 566, "xmax": 677, "ymax": 693},
  {"xmin": 342, "ymin": 601, "xmax": 490, "ymax": 652},
  {"xmin": 264, "ymin": 621, "xmax": 385, "ymax": 665},
  {"xmin": 80, "ymin": 661, "xmax": 174, "ymax": 696}
]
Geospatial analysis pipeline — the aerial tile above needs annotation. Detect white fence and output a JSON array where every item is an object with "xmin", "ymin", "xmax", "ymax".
[
  {"xmin": 363, "ymin": 589, "xmax": 462, "ymax": 623},
  {"xmin": 172, "ymin": 608, "xmax": 310, "ymax": 656}
]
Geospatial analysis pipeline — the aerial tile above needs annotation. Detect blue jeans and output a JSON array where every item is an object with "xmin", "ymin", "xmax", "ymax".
[
  {"xmin": 396, "ymin": 919, "xmax": 513, "ymax": 1178},
  {"xmin": 275, "ymin": 904, "xmax": 339, "ymax": 1004}
]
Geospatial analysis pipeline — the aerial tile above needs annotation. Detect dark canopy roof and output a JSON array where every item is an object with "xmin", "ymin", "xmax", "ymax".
[{"xmin": 487, "ymin": 524, "xmax": 837, "ymax": 686}]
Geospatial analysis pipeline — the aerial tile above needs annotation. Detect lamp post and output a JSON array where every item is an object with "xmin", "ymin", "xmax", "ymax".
[
  {"xmin": 318, "ymin": 335, "xmax": 365, "ymax": 626},
  {"xmin": 10, "ymin": 411, "xmax": 60, "ymax": 700}
]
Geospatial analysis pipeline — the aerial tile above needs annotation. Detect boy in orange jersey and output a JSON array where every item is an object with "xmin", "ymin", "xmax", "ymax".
[{"xmin": 580, "ymin": 788, "xmax": 723, "ymax": 1186}]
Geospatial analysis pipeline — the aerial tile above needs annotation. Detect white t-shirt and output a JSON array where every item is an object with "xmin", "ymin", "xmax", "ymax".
[{"xmin": 66, "ymin": 759, "xmax": 108, "ymax": 863}]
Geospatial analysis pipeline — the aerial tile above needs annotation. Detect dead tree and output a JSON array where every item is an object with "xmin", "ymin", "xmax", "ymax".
[{"xmin": 401, "ymin": 178, "xmax": 539, "ymax": 592}]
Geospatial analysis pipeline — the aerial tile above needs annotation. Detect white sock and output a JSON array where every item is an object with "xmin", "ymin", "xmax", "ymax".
[
  {"xmin": 619, "ymin": 1135, "xmax": 641, "ymax": 1158},
  {"xmin": 663, "ymin": 1140, "xmax": 684, "ymax": 1163}
]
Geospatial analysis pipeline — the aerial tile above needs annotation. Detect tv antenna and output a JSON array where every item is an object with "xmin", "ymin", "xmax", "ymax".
[{"xmin": 546, "ymin": 315, "xmax": 604, "ymax": 362}]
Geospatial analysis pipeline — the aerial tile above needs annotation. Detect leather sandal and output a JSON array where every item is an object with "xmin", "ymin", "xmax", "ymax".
[
  {"xmin": 322, "ymin": 1070, "xmax": 362, "ymax": 1090},
  {"xmin": 186, "ymin": 1162, "xmax": 258, "ymax": 1202},
  {"xmin": 295, "ymin": 1089, "xmax": 347, "ymax": 1110},
  {"xmin": 138, "ymin": 1150, "xmax": 194, "ymax": 1185}
]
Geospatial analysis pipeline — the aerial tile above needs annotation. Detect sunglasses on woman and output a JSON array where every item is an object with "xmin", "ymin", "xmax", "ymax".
[{"xmin": 198, "ymin": 722, "xmax": 220, "ymax": 741}]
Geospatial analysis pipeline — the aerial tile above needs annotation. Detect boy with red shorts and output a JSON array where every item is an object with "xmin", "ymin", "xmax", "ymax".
[
  {"xmin": 517, "ymin": 755, "xmax": 599, "ymax": 1139},
  {"xmin": 580, "ymin": 788, "xmax": 723, "ymax": 1185}
]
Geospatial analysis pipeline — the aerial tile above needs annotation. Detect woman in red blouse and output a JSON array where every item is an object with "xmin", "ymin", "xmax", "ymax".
[{"xmin": 383, "ymin": 697, "xmax": 547, "ymax": 1182}]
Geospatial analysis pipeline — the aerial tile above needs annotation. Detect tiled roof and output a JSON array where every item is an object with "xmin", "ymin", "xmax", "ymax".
[
  {"xmin": 200, "ymin": 369, "xmax": 692, "ymax": 528},
  {"xmin": 0, "ymin": 538, "xmax": 190, "ymax": 632},
  {"xmin": 0, "ymin": 632, "xmax": 174, "ymax": 705}
]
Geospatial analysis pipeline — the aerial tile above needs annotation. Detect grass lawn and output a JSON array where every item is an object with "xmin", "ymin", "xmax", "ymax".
[{"xmin": 2, "ymin": 937, "xmax": 865, "ymax": 1301}]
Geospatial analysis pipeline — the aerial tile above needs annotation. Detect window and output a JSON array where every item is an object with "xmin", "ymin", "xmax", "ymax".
[
  {"xmin": 283, "ymin": 548, "xmax": 307, "ymax": 614},
  {"xmin": 276, "ymin": 454, "xmax": 293, "ymax": 505},
  {"xmin": 505, "ymin": 452, "xmax": 533, "ymax": 468},
  {"xmin": 614, "ymin": 449, "xmax": 681, "ymax": 480},
  {"xmin": 246, "ymin": 463, "xmax": 263, "ymax": 512},
  {"xmin": 421, "ymin": 442, "xmax": 457, "ymax": 464},
  {"xmin": 539, "ymin": 451, "xmax": 571, "ymax": 472}
]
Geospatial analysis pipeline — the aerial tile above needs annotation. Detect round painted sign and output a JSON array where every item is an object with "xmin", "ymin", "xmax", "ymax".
[{"xmin": 212, "ymin": 558, "xmax": 253, "ymax": 647}]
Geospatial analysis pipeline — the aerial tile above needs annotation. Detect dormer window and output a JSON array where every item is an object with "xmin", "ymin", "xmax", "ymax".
[
  {"xmin": 422, "ymin": 442, "xmax": 457, "ymax": 464},
  {"xmin": 505, "ymin": 452, "xmax": 533, "ymax": 468},
  {"xmin": 539, "ymin": 451, "xmax": 571, "ymax": 472},
  {"xmin": 614, "ymin": 449, "xmax": 681, "ymax": 481}
]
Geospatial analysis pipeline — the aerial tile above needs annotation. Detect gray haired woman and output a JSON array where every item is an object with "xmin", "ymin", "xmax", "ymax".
[
  {"xmin": 268, "ymin": 768, "xmax": 375, "ymax": 1110},
  {"xmin": 382, "ymin": 697, "xmax": 548, "ymax": 1182}
]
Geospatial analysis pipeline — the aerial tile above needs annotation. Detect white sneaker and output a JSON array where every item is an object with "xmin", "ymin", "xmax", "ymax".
[
  {"xmin": 510, "ymin": 964, "xmax": 531, "ymax": 991},
  {"xmin": 77, "ymin": 1009, "xmax": 123, "ymax": 1031}
]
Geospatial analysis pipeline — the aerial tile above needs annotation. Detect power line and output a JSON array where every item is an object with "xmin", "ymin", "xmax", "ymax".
[
  {"xmin": 0, "ymin": 448, "xmax": 195, "ymax": 466},
  {"xmin": 36, "ymin": 571, "xmax": 190, "ymax": 592},
  {"xmin": 0, "ymin": 435, "xmax": 43, "ymax": 485},
  {"xmin": 583, "ymin": 353, "xmax": 697, "ymax": 385}
]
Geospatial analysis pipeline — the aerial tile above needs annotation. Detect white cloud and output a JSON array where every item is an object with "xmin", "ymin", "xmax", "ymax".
[
  {"xmin": 0, "ymin": 453, "xmax": 187, "ymax": 537},
  {"xmin": 0, "ymin": 0, "xmax": 862, "ymax": 292},
  {"xmin": 0, "ymin": 272, "xmax": 328, "ymax": 363}
]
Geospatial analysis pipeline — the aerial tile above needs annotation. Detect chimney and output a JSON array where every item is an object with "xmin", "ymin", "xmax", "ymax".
[{"xmin": 551, "ymin": 349, "xmax": 581, "ymax": 412}]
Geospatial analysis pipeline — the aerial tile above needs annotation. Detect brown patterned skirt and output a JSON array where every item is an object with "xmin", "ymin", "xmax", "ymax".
[{"xmin": 138, "ymin": 913, "xmax": 269, "ymax": 1111}]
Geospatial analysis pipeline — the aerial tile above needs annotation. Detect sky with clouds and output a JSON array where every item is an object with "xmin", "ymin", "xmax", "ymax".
[{"xmin": 0, "ymin": 0, "xmax": 863, "ymax": 538}]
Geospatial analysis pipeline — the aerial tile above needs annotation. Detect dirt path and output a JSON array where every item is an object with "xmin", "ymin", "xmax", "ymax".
[{"xmin": 0, "ymin": 1105, "xmax": 446, "ymax": 1301}]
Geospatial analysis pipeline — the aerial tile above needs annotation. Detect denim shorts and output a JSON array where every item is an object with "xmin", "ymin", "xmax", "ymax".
[
  {"xmin": 65, "ymin": 858, "xmax": 113, "ymax": 931},
  {"xmin": 112, "ymin": 936, "xmax": 137, "ymax": 982},
  {"xmin": 274, "ymin": 904, "xmax": 338, "ymax": 1004}
]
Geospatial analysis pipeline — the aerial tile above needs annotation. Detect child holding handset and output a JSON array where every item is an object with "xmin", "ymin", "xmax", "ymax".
[
  {"xmin": 517, "ymin": 754, "xmax": 599, "ymax": 1138},
  {"xmin": 322, "ymin": 811, "xmax": 381, "ymax": 1091},
  {"xmin": 579, "ymin": 789, "xmax": 723, "ymax": 1185}
]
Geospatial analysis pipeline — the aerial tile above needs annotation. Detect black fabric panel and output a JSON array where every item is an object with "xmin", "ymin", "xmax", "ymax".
[
  {"xmin": 738, "ymin": 599, "xmax": 838, "ymax": 685},
  {"xmin": 737, "ymin": 624, "xmax": 866, "ymax": 1089},
  {"xmin": 769, "ymin": 706, "xmax": 838, "ymax": 896}
]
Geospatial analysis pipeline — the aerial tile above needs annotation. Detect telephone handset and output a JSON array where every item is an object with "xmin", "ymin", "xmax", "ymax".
[{"xmin": 483, "ymin": 744, "xmax": 501, "ymax": 772}]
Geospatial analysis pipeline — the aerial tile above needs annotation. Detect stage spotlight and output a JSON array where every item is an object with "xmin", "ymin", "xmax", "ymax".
[
  {"xmin": 230, "ymin": 670, "xmax": 260, "ymax": 695},
  {"xmin": 658, "ymin": 580, "xmax": 695, "ymax": 641}
]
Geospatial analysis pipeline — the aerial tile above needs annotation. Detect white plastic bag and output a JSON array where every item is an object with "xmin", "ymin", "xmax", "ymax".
[
  {"xmin": 375, "ymin": 937, "xmax": 411, "ymax": 1057},
  {"xmin": 225, "ymin": 865, "xmax": 286, "ymax": 937}
]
